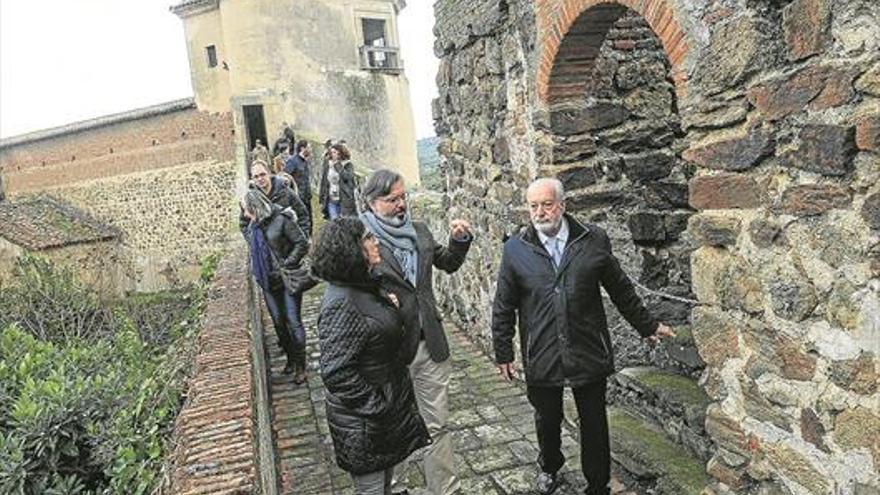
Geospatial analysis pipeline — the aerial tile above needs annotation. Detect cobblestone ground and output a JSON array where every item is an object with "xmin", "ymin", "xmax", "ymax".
[{"xmin": 266, "ymin": 287, "xmax": 641, "ymax": 495}]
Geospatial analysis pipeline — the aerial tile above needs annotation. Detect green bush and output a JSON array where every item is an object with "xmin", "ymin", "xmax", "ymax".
[{"xmin": 0, "ymin": 252, "xmax": 220, "ymax": 494}]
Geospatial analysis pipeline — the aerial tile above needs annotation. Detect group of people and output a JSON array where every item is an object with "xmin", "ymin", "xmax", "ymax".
[{"xmin": 240, "ymin": 152, "xmax": 675, "ymax": 495}]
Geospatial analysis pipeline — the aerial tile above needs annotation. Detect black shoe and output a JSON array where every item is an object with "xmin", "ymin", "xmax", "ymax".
[
  {"xmin": 536, "ymin": 471, "xmax": 559, "ymax": 495},
  {"xmin": 283, "ymin": 361, "xmax": 295, "ymax": 374}
]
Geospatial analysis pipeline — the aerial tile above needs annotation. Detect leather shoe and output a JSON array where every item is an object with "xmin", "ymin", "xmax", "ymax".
[
  {"xmin": 282, "ymin": 361, "xmax": 295, "ymax": 374},
  {"xmin": 536, "ymin": 471, "xmax": 559, "ymax": 495}
]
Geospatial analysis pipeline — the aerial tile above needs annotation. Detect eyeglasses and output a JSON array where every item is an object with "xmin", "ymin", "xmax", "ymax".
[
  {"xmin": 377, "ymin": 193, "xmax": 407, "ymax": 205},
  {"xmin": 529, "ymin": 200, "xmax": 560, "ymax": 212}
]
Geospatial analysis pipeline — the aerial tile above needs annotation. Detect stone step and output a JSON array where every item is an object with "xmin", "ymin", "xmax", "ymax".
[
  {"xmin": 608, "ymin": 406, "xmax": 712, "ymax": 495},
  {"xmin": 610, "ymin": 366, "xmax": 712, "ymax": 461}
]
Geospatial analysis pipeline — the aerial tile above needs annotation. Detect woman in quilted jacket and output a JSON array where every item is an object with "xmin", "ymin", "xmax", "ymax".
[{"xmin": 312, "ymin": 217, "xmax": 430, "ymax": 494}]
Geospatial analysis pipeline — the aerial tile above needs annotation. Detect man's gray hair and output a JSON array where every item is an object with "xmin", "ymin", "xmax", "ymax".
[
  {"xmin": 362, "ymin": 169, "xmax": 404, "ymax": 209},
  {"xmin": 527, "ymin": 177, "xmax": 565, "ymax": 201}
]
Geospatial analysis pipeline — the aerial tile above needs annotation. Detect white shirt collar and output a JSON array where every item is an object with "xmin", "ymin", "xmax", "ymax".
[{"xmin": 536, "ymin": 216, "xmax": 569, "ymax": 250}]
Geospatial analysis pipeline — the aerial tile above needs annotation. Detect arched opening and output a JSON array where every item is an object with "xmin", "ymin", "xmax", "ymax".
[{"xmin": 542, "ymin": 3, "xmax": 709, "ymax": 490}]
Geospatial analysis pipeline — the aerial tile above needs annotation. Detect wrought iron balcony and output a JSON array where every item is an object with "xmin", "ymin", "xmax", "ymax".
[{"xmin": 359, "ymin": 45, "xmax": 403, "ymax": 73}]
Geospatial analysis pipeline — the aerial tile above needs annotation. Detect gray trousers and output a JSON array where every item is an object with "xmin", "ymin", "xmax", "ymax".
[
  {"xmin": 352, "ymin": 467, "xmax": 393, "ymax": 495},
  {"xmin": 410, "ymin": 341, "xmax": 459, "ymax": 495}
]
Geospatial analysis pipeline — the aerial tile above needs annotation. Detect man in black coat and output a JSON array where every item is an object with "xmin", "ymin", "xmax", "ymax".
[
  {"xmin": 360, "ymin": 169, "xmax": 471, "ymax": 495},
  {"xmin": 283, "ymin": 140, "xmax": 313, "ymax": 234},
  {"xmin": 492, "ymin": 178, "xmax": 674, "ymax": 495}
]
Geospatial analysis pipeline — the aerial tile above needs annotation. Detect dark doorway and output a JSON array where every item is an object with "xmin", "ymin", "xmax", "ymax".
[{"xmin": 243, "ymin": 105, "xmax": 268, "ymax": 152}]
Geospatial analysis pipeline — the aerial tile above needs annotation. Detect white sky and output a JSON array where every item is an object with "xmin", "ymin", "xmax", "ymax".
[{"xmin": 0, "ymin": 0, "xmax": 439, "ymax": 139}]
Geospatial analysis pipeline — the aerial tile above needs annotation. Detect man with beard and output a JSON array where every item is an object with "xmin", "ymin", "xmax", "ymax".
[
  {"xmin": 491, "ymin": 178, "xmax": 675, "ymax": 495},
  {"xmin": 360, "ymin": 169, "xmax": 472, "ymax": 495}
]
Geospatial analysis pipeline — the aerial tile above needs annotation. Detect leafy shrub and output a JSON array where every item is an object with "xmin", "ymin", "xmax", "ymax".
[{"xmin": 0, "ymin": 252, "xmax": 221, "ymax": 494}]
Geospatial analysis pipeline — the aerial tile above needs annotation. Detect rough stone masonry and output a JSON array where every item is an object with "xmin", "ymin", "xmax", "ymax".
[{"xmin": 431, "ymin": 0, "xmax": 879, "ymax": 493}]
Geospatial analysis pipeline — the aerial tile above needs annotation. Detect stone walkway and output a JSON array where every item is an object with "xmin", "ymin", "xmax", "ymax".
[{"xmin": 265, "ymin": 287, "xmax": 641, "ymax": 495}]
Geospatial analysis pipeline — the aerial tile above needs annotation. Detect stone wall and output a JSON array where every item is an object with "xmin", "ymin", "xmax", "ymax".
[
  {"xmin": 20, "ymin": 159, "xmax": 241, "ymax": 292},
  {"xmin": 434, "ymin": 0, "xmax": 880, "ymax": 493}
]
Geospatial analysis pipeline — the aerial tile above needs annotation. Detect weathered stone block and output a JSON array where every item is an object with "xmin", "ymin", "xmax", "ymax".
[
  {"xmin": 697, "ymin": 15, "xmax": 775, "ymax": 93},
  {"xmin": 748, "ymin": 66, "xmax": 856, "ymax": 121},
  {"xmin": 688, "ymin": 214, "xmax": 742, "ymax": 247},
  {"xmin": 782, "ymin": 0, "xmax": 830, "ymax": 60},
  {"xmin": 645, "ymin": 181, "xmax": 690, "ymax": 210},
  {"xmin": 691, "ymin": 306, "xmax": 742, "ymax": 366},
  {"xmin": 707, "ymin": 455, "xmax": 747, "ymax": 489},
  {"xmin": 552, "ymin": 135, "xmax": 597, "ymax": 163},
  {"xmin": 556, "ymin": 165, "xmax": 599, "ymax": 191},
  {"xmin": 705, "ymin": 404, "xmax": 749, "ymax": 456},
  {"xmin": 862, "ymin": 193, "xmax": 880, "ymax": 230},
  {"xmin": 829, "ymin": 352, "xmax": 878, "ymax": 395},
  {"xmin": 764, "ymin": 442, "xmax": 831, "ymax": 494},
  {"xmin": 623, "ymin": 152, "xmax": 673, "ymax": 182},
  {"xmin": 749, "ymin": 218, "xmax": 784, "ymax": 248},
  {"xmin": 683, "ymin": 131, "xmax": 774, "ymax": 172},
  {"xmin": 856, "ymin": 114, "xmax": 880, "ymax": 152},
  {"xmin": 855, "ymin": 63, "xmax": 880, "ymax": 97},
  {"xmin": 769, "ymin": 266, "xmax": 818, "ymax": 322},
  {"xmin": 834, "ymin": 407, "xmax": 880, "ymax": 469},
  {"xmin": 567, "ymin": 188, "xmax": 630, "ymax": 211},
  {"xmin": 689, "ymin": 173, "xmax": 765, "ymax": 210},
  {"xmin": 665, "ymin": 212, "xmax": 691, "ymax": 242},
  {"xmin": 683, "ymin": 102, "xmax": 748, "ymax": 131},
  {"xmin": 800, "ymin": 408, "xmax": 830, "ymax": 453},
  {"xmin": 492, "ymin": 137, "xmax": 510, "ymax": 164},
  {"xmin": 776, "ymin": 337, "xmax": 817, "ymax": 380},
  {"xmin": 778, "ymin": 184, "xmax": 852, "ymax": 216},
  {"xmin": 779, "ymin": 125, "xmax": 856, "ymax": 176},
  {"xmin": 550, "ymin": 102, "xmax": 629, "ymax": 136},
  {"xmin": 692, "ymin": 247, "xmax": 764, "ymax": 314},
  {"xmin": 627, "ymin": 212, "xmax": 666, "ymax": 244}
]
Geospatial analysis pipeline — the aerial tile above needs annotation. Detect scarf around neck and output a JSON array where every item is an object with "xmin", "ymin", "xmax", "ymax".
[{"xmin": 361, "ymin": 211, "xmax": 419, "ymax": 286}]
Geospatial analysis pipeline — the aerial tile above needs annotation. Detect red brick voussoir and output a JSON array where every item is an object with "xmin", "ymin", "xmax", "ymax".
[{"xmin": 168, "ymin": 252, "xmax": 261, "ymax": 495}]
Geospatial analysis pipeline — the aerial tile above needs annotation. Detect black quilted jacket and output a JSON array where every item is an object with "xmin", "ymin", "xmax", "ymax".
[{"xmin": 318, "ymin": 283, "xmax": 430, "ymax": 475}]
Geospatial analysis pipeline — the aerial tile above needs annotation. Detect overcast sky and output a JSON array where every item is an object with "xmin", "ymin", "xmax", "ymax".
[{"xmin": 0, "ymin": 0, "xmax": 439, "ymax": 139}]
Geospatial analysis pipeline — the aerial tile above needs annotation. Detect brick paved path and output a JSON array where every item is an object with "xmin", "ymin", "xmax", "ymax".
[{"xmin": 265, "ymin": 287, "xmax": 640, "ymax": 495}]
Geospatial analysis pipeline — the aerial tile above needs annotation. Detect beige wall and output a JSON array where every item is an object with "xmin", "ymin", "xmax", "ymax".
[{"xmin": 178, "ymin": 0, "xmax": 420, "ymax": 184}]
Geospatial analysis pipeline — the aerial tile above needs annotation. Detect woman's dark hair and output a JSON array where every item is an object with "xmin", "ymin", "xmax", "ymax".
[
  {"xmin": 295, "ymin": 140, "xmax": 309, "ymax": 153},
  {"xmin": 311, "ymin": 217, "xmax": 372, "ymax": 285},
  {"xmin": 362, "ymin": 169, "xmax": 403, "ymax": 209},
  {"xmin": 330, "ymin": 143, "xmax": 351, "ymax": 161}
]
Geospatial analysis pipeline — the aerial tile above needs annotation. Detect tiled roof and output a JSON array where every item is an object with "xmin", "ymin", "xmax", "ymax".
[
  {"xmin": 0, "ymin": 98, "xmax": 195, "ymax": 149},
  {"xmin": 0, "ymin": 196, "xmax": 118, "ymax": 250}
]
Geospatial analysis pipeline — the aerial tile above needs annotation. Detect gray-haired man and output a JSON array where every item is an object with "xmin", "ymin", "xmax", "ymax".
[
  {"xmin": 360, "ymin": 169, "xmax": 472, "ymax": 495},
  {"xmin": 492, "ymin": 178, "xmax": 675, "ymax": 495}
]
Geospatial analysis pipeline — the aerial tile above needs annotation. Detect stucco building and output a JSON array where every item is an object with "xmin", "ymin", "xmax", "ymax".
[{"xmin": 171, "ymin": 0, "xmax": 420, "ymax": 184}]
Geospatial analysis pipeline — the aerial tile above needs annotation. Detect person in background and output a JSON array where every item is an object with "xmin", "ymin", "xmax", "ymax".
[
  {"xmin": 251, "ymin": 138, "xmax": 271, "ymax": 166},
  {"xmin": 239, "ymin": 161, "xmax": 310, "ymax": 239},
  {"xmin": 313, "ymin": 217, "xmax": 430, "ymax": 494},
  {"xmin": 284, "ymin": 140, "xmax": 314, "ymax": 234},
  {"xmin": 241, "ymin": 188, "xmax": 310, "ymax": 382},
  {"xmin": 319, "ymin": 143, "xmax": 357, "ymax": 219}
]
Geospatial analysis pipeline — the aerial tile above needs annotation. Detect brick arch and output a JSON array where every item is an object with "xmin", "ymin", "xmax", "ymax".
[{"xmin": 536, "ymin": 0, "xmax": 690, "ymax": 103}]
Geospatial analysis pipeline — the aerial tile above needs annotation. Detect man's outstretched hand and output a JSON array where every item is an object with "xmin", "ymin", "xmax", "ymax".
[
  {"xmin": 648, "ymin": 323, "xmax": 676, "ymax": 345},
  {"xmin": 450, "ymin": 219, "xmax": 472, "ymax": 241},
  {"xmin": 497, "ymin": 362, "xmax": 516, "ymax": 381}
]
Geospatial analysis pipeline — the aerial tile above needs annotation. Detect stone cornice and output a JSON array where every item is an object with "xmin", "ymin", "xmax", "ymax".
[{"xmin": 170, "ymin": 0, "xmax": 220, "ymax": 19}]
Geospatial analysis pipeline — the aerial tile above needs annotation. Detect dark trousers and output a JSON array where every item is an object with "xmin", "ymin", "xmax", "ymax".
[
  {"xmin": 263, "ymin": 287, "xmax": 306, "ymax": 365},
  {"xmin": 301, "ymin": 196, "xmax": 313, "ymax": 236},
  {"xmin": 526, "ymin": 379, "xmax": 610, "ymax": 495}
]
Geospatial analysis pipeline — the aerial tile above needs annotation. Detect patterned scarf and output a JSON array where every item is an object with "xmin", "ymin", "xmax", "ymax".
[{"xmin": 361, "ymin": 211, "xmax": 419, "ymax": 286}]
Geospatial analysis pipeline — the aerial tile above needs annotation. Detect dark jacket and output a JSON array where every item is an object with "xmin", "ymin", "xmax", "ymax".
[
  {"xmin": 491, "ymin": 214, "xmax": 658, "ymax": 387},
  {"xmin": 239, "ymin": 176, "xmax": 311, "ymax": 237},
  {"xmin": 253, "ymin": 206, "xmax": 309, "ymax": 291},
  {"xmin": 318, "ymin": 283, "xmax": 430, "ymax": 475},
  {"xmin": 284, "ymin": 153, "xmax": 312, "ymax": 200},
  {"xmin": 318, "ymin": 159, "xmax": 357, "ymax": 217},
  {"xmin": 371, "ymin": 222, "xmax": 471, "ymax": 363}
]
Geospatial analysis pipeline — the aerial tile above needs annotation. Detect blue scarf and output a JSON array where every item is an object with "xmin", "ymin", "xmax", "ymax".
[
  {"xmin": 247, "ymin": 223, "xmax": 273, "ymax": 291},
  {"xmin": 361, "ymin": 211, "xmax": 419, "ymax": 286}
]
